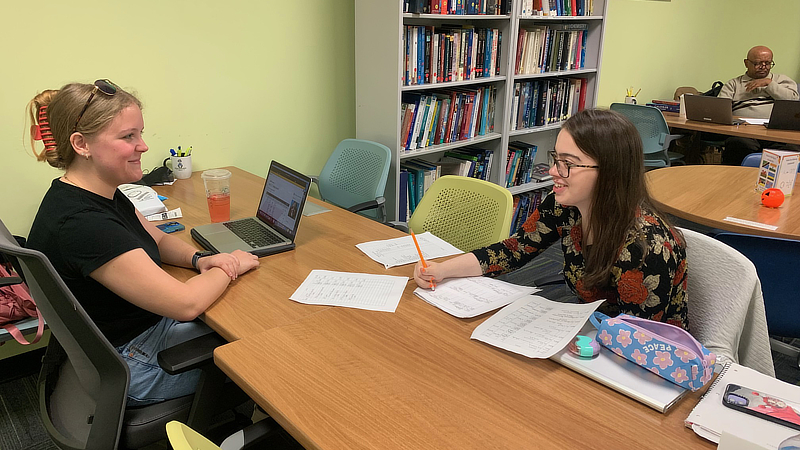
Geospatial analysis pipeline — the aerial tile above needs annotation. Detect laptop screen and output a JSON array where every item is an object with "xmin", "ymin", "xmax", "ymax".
[{"xmin": 256, "ymin": 162, "xmax": 311, "ymax": 239}]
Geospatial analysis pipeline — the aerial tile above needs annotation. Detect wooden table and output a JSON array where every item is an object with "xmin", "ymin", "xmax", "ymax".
[
  {"xmin": 159, "ymin": 166, "xmax": 713, "ymax": 449},
  {"xmin": 646, "ymin": 165, "xmax": 800, "ymax": 240},
  {"xmin": 154, "ymin": 166, "xmax": 410, "ymax": 341},
  {"xmin": 215, "ymin": 301, "xmax": 713, "ymax": 450},
  {"xmin": 662, "ymin": 112, "xmax": 800, "ymax": 145}
]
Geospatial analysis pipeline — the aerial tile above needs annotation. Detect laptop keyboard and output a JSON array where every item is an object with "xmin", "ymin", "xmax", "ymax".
[{"xmin": 224, "ymin": 218, "xmax": 284, "ymax": 248}]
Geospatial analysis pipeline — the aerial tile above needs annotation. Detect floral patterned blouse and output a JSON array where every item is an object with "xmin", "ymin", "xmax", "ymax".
[{"xmin": 472, "ymin": 192, "xmax": 688, "ymax": 330}]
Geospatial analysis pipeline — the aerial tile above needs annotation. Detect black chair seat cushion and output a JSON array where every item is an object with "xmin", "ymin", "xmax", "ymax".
[{"xmin": 121, "ymin": 394, "xmax": 192, "ymax": 448}]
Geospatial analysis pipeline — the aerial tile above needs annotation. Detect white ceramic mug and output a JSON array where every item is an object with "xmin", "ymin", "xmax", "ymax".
[
  {"xmin": 171, "ymin": 156, "xmax": 192, "ymax": 179},
  {"xmin": 624, "ymin": 96, "xmax": 638, "ymax": 105}
]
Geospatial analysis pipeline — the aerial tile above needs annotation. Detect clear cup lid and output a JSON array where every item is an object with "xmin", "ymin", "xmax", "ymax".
[{"xmin": 201, "ymin": 169, "xmax": 231, "ymax": 180}]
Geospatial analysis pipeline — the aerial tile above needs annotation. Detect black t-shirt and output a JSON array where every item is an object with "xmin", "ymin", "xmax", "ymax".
[{"xmin": 27, "ymin": 179, "xmax": 161, "ymax": 346}]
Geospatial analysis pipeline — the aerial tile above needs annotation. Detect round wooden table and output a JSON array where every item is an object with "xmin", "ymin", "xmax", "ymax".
[{"xmin": 646, "ymin": 165, "xmax": 800, "ymax": 240}]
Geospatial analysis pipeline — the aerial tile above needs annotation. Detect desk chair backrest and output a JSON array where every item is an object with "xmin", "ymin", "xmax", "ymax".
[
  {"xmin": 408, "ymin": 176, "xmax": 513, "ymax": 252},
  {"xmin": 166, "ymin": 421, "xmax": 219, "ymax": 450},
  {"xmin": 680, "ymin": 228, "xmax": 774, "ymax": 376},
  {"xmin": 742, "ymin": 152, "xmax": 800, "ymax": 172},
  {"xmin": 741, "ymin": 152, "xmax": 762, "ymax": 167},
  {"xmin": 609, "ymin": 103, "xmax": 677, "ymax": 168},
  {"xmin": 318, "ymin": 139, "xmax": 391, "ymax": 221},
  {"xmin": 0, "ymin": 218, "xmax": 128, "ymax": 450},
  {"xmin": 714, "ymin": 232, "xmax": 800, "ymax": 339}
]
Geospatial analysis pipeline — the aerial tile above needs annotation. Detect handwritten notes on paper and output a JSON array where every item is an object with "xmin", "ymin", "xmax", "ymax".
[
  {"xmin": 356, "ymin": 232, "xmax": 463, "ymax": 269},
  {"xmin": 471, "ymin": 296, "xmax": 605, "ymax": 359},
  {"xmin": 414, "ymin": 277, "xmax": 540, "ymax": 318},
  {"xmin": 289, "ymin": 270, "xmax": 408, "ymax": 313}
]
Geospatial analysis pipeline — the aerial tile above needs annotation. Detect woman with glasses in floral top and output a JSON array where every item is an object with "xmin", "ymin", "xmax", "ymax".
[{"xmin": 414, "ymin": 108, "xmax": 689, "ymax": 330}]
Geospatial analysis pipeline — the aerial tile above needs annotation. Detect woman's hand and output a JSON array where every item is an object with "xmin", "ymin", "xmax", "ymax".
[
  {"xmin": 414, "ymin": 253, "xmax": 483, "ymax": 289},
  {"xmin": 197, "ymin": 250, "xmax": 259, "ymax": 280},
  {"xmin": 414, "ymin": 261, "xmax": 445, "ymax": 289}
]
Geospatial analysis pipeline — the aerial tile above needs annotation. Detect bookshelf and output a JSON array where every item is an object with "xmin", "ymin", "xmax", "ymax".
[{"xmin": 355, "ymin": 0, "xmax": 607, "ymax": 222}]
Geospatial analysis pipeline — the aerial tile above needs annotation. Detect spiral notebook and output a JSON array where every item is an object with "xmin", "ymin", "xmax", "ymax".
[{"xmin": 685, "ymin": 361, "xmax": 800, "ymax": 446}]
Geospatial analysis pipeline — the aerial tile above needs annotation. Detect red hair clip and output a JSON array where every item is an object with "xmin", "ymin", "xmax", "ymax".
[{"xmin": 37, "ymin": 105, "xmax": 56, "ymax": 151}]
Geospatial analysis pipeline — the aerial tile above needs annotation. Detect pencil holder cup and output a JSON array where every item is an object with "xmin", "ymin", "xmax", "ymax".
[
  {"xmin": 171, "ymin": 155, "xmax": 192, "ymax": 179},
  {"xmin": 624, "ymin": 96, "xmax": 638, "ymax": 105}
]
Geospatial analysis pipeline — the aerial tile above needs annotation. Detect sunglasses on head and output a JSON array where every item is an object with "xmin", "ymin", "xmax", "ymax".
[{"xmin": 72, "ymin": 79, "xmax": 118, "ymax": 133}]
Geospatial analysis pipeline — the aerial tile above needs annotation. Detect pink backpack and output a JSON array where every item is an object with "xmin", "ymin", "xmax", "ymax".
[{"xmin": 0, "ymin": 264, "xmax": 44, "ymax": 345}]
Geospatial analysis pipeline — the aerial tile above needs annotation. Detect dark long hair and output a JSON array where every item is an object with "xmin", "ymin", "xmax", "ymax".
[{"xmin": 562, "ymin": 109, "xmax": 672, "ymax": 289}]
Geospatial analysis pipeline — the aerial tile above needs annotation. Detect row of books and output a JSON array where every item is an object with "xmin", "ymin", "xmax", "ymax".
[
  {"xmin": 403, "ymin": 26, "xmax": 502, "ymax": 86},
  {"xmin": 401, "ymin": 86, "xmax": 497, "ymax": 153},
  {"xmin": 520, "ymin": 0, "xmax": 596, "ymax": 16},
  {"xmin": 505, "ymin": 141, "xmax": 552, "ymax": 188},
  {"xmin": 399, "ymin": 148, "xmax": 494, "ymax": 221},
  {"xmin": 515, "ymin": 24, "xmax": 588, "ymax": 75},
  {"xmin": 510, "ymin": 190, "xmax": 546, "ymax": 234},
  {"xmin": 511, "ymin": 77, "xmax": 588, "ymax": 130},
  {"xmin": 404, "ymin": 0, "xmax": 512, "ymax": 15}
]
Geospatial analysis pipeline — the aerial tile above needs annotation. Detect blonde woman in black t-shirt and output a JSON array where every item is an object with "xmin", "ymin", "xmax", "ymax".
[{"xmin": 26, "ymin": 80, "xmax": 259, "ymax": 405}]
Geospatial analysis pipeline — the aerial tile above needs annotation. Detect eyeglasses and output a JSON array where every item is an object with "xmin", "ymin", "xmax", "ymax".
[
  {"xmin": 548, "ymin": 151, "xmax": 599, "ymax": 178},
  {"xmin": 72, "ymin": 79, "xmax": 118, "ymax": 133},
  {"xmin": 747, "ymin": 60, "xmax": 775, "ymax": 69}
]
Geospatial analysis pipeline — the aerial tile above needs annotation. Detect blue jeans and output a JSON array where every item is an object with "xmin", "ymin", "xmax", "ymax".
[{"xmin": 116, "ymin": 317, "xmax": 212, "ymax": 406}]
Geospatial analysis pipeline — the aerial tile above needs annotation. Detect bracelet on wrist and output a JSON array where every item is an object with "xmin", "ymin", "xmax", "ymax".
[{"xmin": 192, "ymin": 251, "xmax": 214, "ymax": 270}]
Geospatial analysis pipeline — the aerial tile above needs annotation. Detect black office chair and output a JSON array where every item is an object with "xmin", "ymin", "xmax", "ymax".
[
  {"xmin": 0, "ymin": 218, "xmax": 244, "ymax": 449},
  {"xmin": 714, "ymin": 232, "xmax": 800, "ymax": 369}
]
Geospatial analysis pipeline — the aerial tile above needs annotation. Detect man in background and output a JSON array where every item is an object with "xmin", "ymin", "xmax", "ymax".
[{"xmin": 718, "ymin": 45, "xmax": 799, "ymax": 165}]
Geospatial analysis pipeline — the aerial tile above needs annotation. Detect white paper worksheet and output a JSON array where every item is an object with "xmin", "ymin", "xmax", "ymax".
[
  {"xmin": 289, "ymin": 270, "xmax": 408, "ymax": 312},
  {"xmin": 356, "ymin": 232, "xmax": 463, "ymax": 269},
  {"xmin": 471, "ymin": 296, "xmax": 605, "ymax": 359},
  {"xmin": 414, "ymin": 277, "xmax": 540, "ymax": 318}
]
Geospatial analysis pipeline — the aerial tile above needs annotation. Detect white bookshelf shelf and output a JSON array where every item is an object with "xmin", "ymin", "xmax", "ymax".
[
  {"xmin": 401, "ymin": 76, "xmax": 507, "ymax": 92},
  {"xmin": 508, "ymin": 180, "xmax": 554, "ymax": 196},
  {"xmin": 399, "ymin": 133, "xmax": 502, "ymax": 160}
]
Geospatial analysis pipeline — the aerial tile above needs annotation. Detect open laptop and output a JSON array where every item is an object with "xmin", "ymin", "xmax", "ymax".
[
  {"xmin": 684, "ymin": 94, "xmax": 743, "ymax": 125},
  {"xmin": 191, "ymin": 161, "xmax": 311, "ymax": 257},
  {"xmin": 766, "ymin": 99, "xmax": 800, "ymax": 131}
]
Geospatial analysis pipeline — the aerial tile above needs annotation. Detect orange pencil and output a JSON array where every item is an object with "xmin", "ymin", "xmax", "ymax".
[{"xmin": 410, "ymin": 231, "xmax": 436, "ymax": 291}]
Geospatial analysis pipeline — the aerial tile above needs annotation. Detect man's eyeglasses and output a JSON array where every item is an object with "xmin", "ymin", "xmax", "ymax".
[
  {"xmin": 747, "ymin": 60, "xmax": 775, "ymax": 69},
  {"xmin": 72, "ymin": 79, "xmax": 118, "ymax": 133},
  {"xmin": 548, "ymin": 151, "xmax": 599, "ymax": 178}
]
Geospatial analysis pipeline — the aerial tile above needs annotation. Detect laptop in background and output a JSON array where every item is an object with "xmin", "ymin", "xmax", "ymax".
[
  {"xmin": 191, "ymin": 161, "xmax": 311, "ymax": 257},
  {"xmin": 550, "ymin": 322, "xmax": 688, "ymax": 413},
  {"xmin": 684, "ymin": 95, "xmax": 743, "ymax": 125},
  {"xmin": 766, "ymin": 100, "xmax": 800, "ymax": 131}
]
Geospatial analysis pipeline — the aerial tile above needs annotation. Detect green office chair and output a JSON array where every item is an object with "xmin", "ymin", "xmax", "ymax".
[
  {"xmin": 166, "ymin": 419, "xmax": 278, "ymax": 450},
  {"xmin": 408, "ymin": 176, "xmax": 514, "ymax": 252},
  {"xmin": 610, "ymin": 103, "xmax": 685, "ymax": 168},
  {"xmin": 313, "ymin": 139, "xmax": 392, "ymax": 222}
]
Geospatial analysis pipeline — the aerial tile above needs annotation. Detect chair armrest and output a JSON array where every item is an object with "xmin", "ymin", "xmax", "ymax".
[
  {"xmin": 347, "ymin": 197, "xmax": 385, "ymax": 214},
  {"xmin": 386, "ymin": 221, "xmax": 409, "ymax": 233},
  {"xmin": 0, "ymin": 276, "xmax": 23, "ymax": 287},
  {"xmin": 157, "ymin": 331, "xmax": 227, "ymax": 375},
  {"xmin": 659, "ymin": 133, "xmax": 683, "ymax": 148}
]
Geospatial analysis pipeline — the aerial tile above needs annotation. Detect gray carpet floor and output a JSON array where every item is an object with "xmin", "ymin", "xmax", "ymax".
[{"xmin": 2, "ymin": 245, "xmax": 797, "ymax": 449}]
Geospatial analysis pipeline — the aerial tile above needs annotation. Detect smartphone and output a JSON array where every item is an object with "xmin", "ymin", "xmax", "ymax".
[
  {"xmin": 722, "ymin": 383, "xmax": 800, "ymax": 431},
  {"xmin": 155, "ymin": 221, "xmax": 185, "ymax": 234}
]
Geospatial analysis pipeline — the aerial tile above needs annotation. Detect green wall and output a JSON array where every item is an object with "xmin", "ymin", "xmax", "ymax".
[
  {"xmin": 0, "ymin": 0, "xmax": 355, "ymax": 236},
  {"xmin": 2, "ymin": 0, "xmax": 799, "ymax": 237},
  {"xmin": 598, "ymin": 0, "xmax": 800, "ymax": 107}
]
